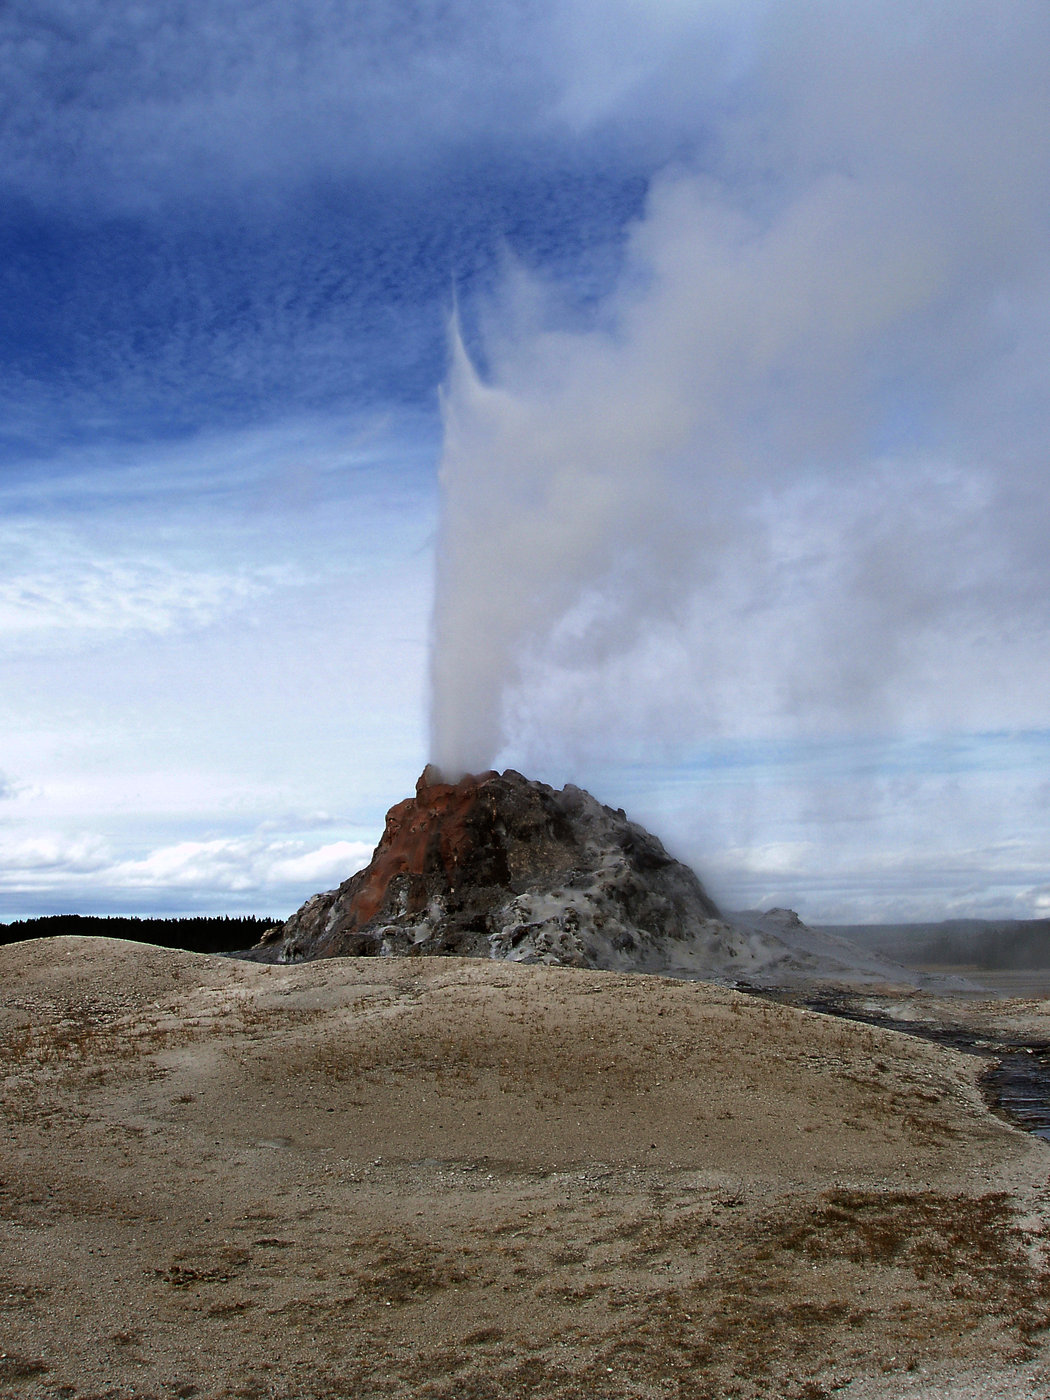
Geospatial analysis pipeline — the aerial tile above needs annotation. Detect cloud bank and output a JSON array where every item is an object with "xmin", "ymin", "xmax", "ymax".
[
  {"xmin": 430, "ymin": 1, "xmax": 1050, "ymax": 782},
  {"xmin": 0, "ymin": 827, "xmax": 374, "ymax": 914},
  {"xmin": 0, "ymin": 0, "xmax": 749, "ymax": 210}
]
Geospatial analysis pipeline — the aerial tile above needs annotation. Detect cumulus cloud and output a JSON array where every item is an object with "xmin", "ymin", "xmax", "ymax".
[
  {"xmin": 252, "ymin": 841, "xmax": 375, "ymax": 888},
  {"xmin": 430, "ymin": 0, "xmax": 1050, "ymax": 779},
  {"xmin": 109, "ymin": 835, "xmax": 371, "ymax": 892},
  {"xmin": 0, "ymin": 828, "xmax": 375, "ymax": 910},
  {"xmin": 0, "ymin": 833, "xmax": 113, "ymax": 878}
]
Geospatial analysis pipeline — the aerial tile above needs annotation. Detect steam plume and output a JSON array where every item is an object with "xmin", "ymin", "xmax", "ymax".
[{"xmin": 430, "ymin": 1, "xmax": 1050, "ymax": 780}]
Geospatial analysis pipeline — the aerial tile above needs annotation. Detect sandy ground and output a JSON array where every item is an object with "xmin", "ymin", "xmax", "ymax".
[{"xmin": 3, "ymin": 937, "xmax": 1050, "ymax": 1400}]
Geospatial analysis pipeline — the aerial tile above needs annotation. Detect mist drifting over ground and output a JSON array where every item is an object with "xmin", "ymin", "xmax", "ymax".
[{"xmin": 430, "ymin": 0, "xmax": 1050, "ymax": 805}]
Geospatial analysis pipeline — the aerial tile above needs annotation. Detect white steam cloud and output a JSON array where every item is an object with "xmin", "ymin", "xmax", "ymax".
[{"xmin": 430, "ymin": 1, "xmax": 1050, "ymax": 780}]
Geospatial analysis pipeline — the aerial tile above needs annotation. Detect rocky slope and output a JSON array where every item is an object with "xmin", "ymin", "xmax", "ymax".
[{"xmin": 253, "ymin": 767, "xmax": 932, "ymax": 988}]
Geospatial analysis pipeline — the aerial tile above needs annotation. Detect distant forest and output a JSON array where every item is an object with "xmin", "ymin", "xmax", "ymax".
[{"xmin": 0, "ymin": 914, "xmax": 283, "ymax": 955}]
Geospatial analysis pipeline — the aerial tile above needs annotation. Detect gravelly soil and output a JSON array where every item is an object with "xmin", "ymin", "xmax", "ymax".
[{"xmin": 3, "ymin": 936, "xmax": 1050, "ymax": 1400}]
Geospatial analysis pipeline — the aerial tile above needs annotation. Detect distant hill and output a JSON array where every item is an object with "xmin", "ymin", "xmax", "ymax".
[
  {"xmin": 0, "ymin": 914, "xmax": 284, "ymax": 956},
  {"xmin": 817, "ymin": 919, "xmax": 1050, "ymax": 970}
]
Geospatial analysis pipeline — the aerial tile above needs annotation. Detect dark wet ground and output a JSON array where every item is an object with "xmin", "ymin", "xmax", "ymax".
[{"xmin": 986, "ymin": 1051, "xmax": 1050, "ymax": 1140}]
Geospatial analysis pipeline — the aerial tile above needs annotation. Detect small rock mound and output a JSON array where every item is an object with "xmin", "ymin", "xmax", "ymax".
[{"xmin": 257, "ymin": 767, "xmax": 782, "ymax": 978}]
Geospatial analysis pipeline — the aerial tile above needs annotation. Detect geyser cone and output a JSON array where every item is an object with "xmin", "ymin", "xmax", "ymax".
[{"xmin": 256, "ymin": 768, "xmax": 802, "ymax": 980}]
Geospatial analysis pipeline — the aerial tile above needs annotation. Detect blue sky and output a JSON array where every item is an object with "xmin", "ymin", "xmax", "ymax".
[{"xmin": 2, "ymin": 1, "xmax": 1049, "ymax": 924}]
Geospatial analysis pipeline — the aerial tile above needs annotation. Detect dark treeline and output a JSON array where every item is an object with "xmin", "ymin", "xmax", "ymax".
[{"xmin": 0, "ymin": 914, "xmax": 284, "ymax": 955}]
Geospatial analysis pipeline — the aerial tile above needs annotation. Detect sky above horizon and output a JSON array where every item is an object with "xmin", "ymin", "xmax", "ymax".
[{"xmin": 2, "ymin": 0, "xmax": 1049, "ymax": 926}]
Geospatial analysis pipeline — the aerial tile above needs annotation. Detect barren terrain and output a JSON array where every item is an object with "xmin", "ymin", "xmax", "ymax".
[{"xmin": 3, "ymin": 937, "xmax": 1050, "ymax": 1398}]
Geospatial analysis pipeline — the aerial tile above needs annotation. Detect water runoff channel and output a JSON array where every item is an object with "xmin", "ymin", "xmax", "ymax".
[{"xmin": 751, "ymin": 991, "xmax": 1050, "ymax": 1143}]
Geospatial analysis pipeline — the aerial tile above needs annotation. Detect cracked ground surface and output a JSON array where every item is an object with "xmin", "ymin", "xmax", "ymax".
[{"xmin": 3, "ymin": 936, "xmax": 1050, "ymax": 1399}]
